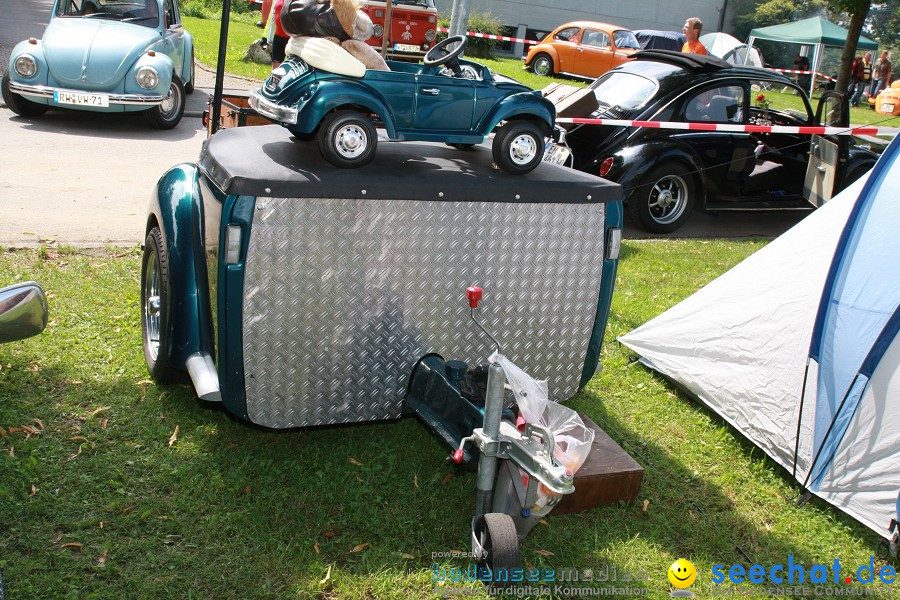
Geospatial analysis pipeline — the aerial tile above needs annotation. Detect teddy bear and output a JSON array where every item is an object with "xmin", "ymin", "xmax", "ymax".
[{"xmin": 280, "ymin": 0, "xmax": 390, "ymax": 72}]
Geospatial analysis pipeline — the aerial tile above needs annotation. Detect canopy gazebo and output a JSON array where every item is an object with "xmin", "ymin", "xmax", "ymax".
[{"xmin": 748, "ymin": 16, "xmax": 879, "ymax": 95}]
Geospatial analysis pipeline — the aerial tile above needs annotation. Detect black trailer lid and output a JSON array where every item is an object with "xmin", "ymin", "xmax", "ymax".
[{"xmin": 198, "ymin": 125, "xmax": 622, "ymax": 204}]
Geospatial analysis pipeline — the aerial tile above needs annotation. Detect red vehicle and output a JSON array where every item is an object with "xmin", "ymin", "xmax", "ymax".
[{"xmin": 362, "ymin": 0, "xmax": 438, "ymax": 60}]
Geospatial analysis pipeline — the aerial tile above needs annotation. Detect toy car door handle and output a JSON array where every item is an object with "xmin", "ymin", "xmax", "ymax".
[{"xmin": 420, "ymin": 88, "xmax": 440, "ymax": 95}]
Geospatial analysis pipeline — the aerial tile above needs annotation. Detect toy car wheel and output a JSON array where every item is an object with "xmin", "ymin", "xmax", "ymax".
[
  {"xmin": 492, "ymin": 121, "xmax": 545, "ymax": 175},
  {"xmin": 318, "ymin": 110, "xmax": 377, "ymax": 169},
  {"xmin": 629, "ymin": 164, "xmax": 697, "ymax": 233},
  {"xmin": 2, "ymin": 71, "xmax": 49, "ymax": 118},
  {"xmin": 531, "ymin": 53, "xmax": 554, "ymax": 77},
  {"xmin": 143, "ymin": 77, "xmax": 185, "ymax": 129},
  {"xmin": 474, "ymin": 513, "xmax": 519, "ymax": 580},
  {"xmin": 184, "ymin": 50, "xmax": 195, "ymax": 94},
  {"xmin": 141, "ymin": 227, "xmax": 185, "ymax": 384}
]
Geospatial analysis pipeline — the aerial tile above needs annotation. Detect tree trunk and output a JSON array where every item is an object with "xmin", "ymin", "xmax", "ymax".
[{"xmin": 836, "ymin": 3, "xmax": 871, "ymax": 96}]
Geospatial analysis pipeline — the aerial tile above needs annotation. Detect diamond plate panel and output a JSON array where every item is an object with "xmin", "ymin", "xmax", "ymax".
[{"xmin": 242, "ymin": 197, "xmax": 606, "ymax": 428}]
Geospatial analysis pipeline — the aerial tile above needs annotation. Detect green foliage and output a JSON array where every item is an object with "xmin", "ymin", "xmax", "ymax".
[
  {"xmin": 731, "ymin": 0, "xmax": 827, "ymax": 41},
  {"xmin": 437, "ymin": 10, "xmax": 504, "ymax": 59}
]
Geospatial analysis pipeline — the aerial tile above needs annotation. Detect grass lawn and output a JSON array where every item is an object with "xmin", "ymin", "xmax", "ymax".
[{"xmin": 0, "ymin": 242, "xmax": 894, "ymax": 599}]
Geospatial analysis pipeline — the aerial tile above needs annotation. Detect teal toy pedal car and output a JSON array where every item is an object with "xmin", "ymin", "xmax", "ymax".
[
  {"xmin": 249, "ymin": 36, "xmax": 557, "ymax": 174},
  {"xmin": 2, "ymin": 0, "xmax": 194, "ymax": 129}
]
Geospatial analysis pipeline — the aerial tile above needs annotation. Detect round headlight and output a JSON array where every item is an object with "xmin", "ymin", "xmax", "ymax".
[
  {"xmin": 425, "ymin": 28, "xmax": 436, "ymax": 42},
  {"xmin": 14, "ymin": 55, "xmax": 37, "ymax": 78},
  {"xmin": 372, "ymin": 24, "xmax": 383, "ymax": 38},
  {"xmin": 136, "ymin": 66, "xmax": 159, "ymax": 89}
]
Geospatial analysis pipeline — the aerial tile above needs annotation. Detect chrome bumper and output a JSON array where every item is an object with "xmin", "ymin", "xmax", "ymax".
[
  {"xmin": 248, "ymin": 89, "xmax": 298, "ymax": 125},
  {"xmin": 8, "ymin": 81, "xmax": 165, "ymax": 105}
]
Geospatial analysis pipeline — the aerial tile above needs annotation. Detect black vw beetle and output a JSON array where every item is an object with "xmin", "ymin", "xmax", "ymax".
[{"xmin": 546, "ymin": 50, "xmax": 878, "ymax": 233}]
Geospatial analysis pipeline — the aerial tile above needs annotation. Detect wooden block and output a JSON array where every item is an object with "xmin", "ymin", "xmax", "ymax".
[{"xmin": 553, "ymin": 413, "xmax": 644, "ymax": 514}]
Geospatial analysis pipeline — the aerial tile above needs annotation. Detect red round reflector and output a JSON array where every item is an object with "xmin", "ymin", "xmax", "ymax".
[{"xmin": 599, "ymin": 157, "xmax": 614, "ymax": 177}]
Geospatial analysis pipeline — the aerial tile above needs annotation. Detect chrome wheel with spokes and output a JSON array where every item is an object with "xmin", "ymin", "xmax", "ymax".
[{"xmin": 629, "ymin": 164, "xmax": 697, "ymax": 233}]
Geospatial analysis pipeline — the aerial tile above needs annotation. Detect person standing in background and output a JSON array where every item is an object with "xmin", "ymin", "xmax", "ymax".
[
  {"xmin": 870, "ymin": 51, "xmax": 892, "ymax": 99},
  {"xmin": 681, "ymin": 18, "xmax": 707, "ymax": 55},
  {"xmin": 849, "ymin": 54, "xmax": 865, "ymax": 106},
  {"xmin": 258, "ymin": 0, "xmax": 289, "ymax": 69}
]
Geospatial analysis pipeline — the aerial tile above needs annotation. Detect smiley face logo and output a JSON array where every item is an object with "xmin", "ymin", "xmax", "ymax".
[{"xmin": 668, "ymin": 559, "xmax": 697, "ymax": 588}]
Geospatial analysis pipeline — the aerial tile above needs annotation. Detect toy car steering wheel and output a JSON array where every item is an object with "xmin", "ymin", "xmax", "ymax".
[{"xmin": 424, "ymin": 36, "xmax": 468, "ymax": 71}]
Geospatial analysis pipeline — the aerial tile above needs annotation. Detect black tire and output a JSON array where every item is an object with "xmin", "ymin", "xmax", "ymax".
[
  {"xmin": 141, "ymin": 228, "xmax": 185, "ymax": 384},
  {"xmin": 491, "ymin": 121, "xmax": 545, "ymax": 175},
  {"xmin": 628, "ymin": 163, "xmax": 697, "ymax": 233},
  {"xmin": 2, "ymin": 71, "xmax": 49, "ymax": 117},
  {"xmin": 317, "ymin": 110, "xmax": 378, "ymax": 169},
  {"xmin": 531, "ymin": 53, "xmax": 554, "ymax": 77},
  {"xmin": 142, "ymin": 76, "xmax": 185, "ymax": 129},
  {"xmin": 840, "ymin": 162, "xmax": 873, "ymax": 191},
  {"xmin": 475, "ymin": 513, "xmax": 519, "ymax": 582},
  {"xmin": 184, "ymin": 50, "xmax": 195, "ymax": 94}
]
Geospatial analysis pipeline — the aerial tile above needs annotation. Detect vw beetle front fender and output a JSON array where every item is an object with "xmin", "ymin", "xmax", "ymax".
[
  {"xmin": 8, "ymin": 40, "xmax": 49, "ymax": 87},
  {"xmin": 605, "ymin": 142, "xmax": 707, "ymax": 203},
  {"xmin": 146, "ymin": 164, "xmax": 214, "ymax": 372}
]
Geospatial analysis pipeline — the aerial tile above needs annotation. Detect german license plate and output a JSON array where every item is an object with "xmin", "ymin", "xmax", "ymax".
[
  {"xmin": 543, "ymin": 142, "xmax": 571, "ymax": 166},
  {"xmin": 881, "ymin": 103, "xmax": 895, "ymax": 113},
  {"xmin": 53, "ymin": 91, "xmax": 109, "ymax": 107},
  {"xmin": 393, "ymin": 43, "xmax": 420, "ymax": 53}
]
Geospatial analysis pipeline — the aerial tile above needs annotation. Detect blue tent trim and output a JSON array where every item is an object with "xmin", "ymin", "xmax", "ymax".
[{"xmin": 802, "ymin": 134, "xmax": 900, "ymax": 492}]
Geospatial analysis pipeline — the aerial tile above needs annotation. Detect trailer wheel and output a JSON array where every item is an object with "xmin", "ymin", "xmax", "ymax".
[
  {"xmin": 317, "ymin": 110, "xmax": 377, "ymax": 168},
  {"xmin": 141, "ymin": 227, "xmax": 185, "ymax": 384},
  {"xmin": 475, "ymin": 513, "xmax": 519, "ymax": 581}
]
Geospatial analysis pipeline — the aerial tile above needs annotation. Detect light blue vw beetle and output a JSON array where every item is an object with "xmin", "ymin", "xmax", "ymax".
[{"xmin": 2, "ymin": 0, "xmax": 194, "ymax": 129}]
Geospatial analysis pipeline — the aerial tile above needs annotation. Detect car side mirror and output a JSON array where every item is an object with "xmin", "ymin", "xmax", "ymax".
[
  {"xmin": 0, "ymin": 282, "xmax": 48, "ymax": 343},
  {"xmin": 168, "ymin": 23, "xmax": 182, "ymax": 31}
]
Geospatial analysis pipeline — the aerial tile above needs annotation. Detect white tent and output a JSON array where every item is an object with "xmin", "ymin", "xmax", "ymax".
[
  {"xmin": 699, "ymin": 32, "xmax": 742, "ymax": 58},
  {"xmin": 619, "ymin": 138, "xmax": 900, "ymax": 540}
]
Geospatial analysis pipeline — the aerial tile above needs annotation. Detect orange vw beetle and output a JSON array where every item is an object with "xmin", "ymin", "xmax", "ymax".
[{"xmin": 523, "ymin": 21, "xmax": 640, "ymax": 80}]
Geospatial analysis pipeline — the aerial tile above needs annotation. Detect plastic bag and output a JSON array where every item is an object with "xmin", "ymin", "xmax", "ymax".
[{"xmin": 491, "ymin": 352, "xmax": 594, "ymax": 475}]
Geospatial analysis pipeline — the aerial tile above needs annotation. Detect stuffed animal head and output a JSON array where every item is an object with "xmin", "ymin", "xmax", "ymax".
[{"xmin": 330, "ymin": 0, "xmax": 362, "ymax": 39}]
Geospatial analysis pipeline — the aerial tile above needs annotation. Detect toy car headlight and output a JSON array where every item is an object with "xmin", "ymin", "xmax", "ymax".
[
  {"xmin": 372, "ymin": 24, "xmax": 383, "ymax": 38},
  {"xmin": 136, "ymin": 66, "xmax": 159, "ymax": 89},
  {"xmin": 425, "ymin": 29, "xmax": 436, "ymax": 42},
  {"xmin": 14, "ymin": 55, "xmax": 37, "ymax": 78}
]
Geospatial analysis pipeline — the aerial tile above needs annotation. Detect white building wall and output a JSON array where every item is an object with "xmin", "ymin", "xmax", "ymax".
[{"xmin": 435, "ymin": 0, "xmax": 733, "ymax": 37}]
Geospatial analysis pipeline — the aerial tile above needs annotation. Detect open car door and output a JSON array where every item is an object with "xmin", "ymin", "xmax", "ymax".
[{"xmin": 803, "ymin": 91, "xmax": 848, "ymax": 207}]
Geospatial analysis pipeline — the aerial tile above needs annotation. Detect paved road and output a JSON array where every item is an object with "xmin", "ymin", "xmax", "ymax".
[{"xmin": 1, "ymin": 0, "xmax": 807, "ymax": 246}]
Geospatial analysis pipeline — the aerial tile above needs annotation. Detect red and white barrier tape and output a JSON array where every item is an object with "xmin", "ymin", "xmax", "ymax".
[
  {"xmin": 556, "ymin": 117, "xmax": 899, "ymax": 136},
  {"xmin": 768, "ymin": 68, "xmax": 837, "ymax": 82},
  {"xmin": 437, "ymin": 27, "xmax": 538, "ymax": 45}
]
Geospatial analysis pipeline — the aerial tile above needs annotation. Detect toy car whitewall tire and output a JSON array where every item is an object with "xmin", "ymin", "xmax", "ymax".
[
  {"xmin": 2, "ymin": 72, "xmax": 49, "ymax": 118},
  {"xmin": 629, "ymin": 164, "xmax": 697, "ymax": 233},
  {"xmin": 143, "ymin": 77, "xmax": 185, "ymax": 129},
  {"xmin": 141, "ymin": 228, "xmax": 185, "ymax": 384},
  {"xmin": 492, "ymin": 121, "xmax": 545, "ymax": 175},
  {"xmin": 532, "ymin": 53, "xmax": 554, "ymax": 77},
  {"xmin": 318, "ymin": 110, "xmax": 378, "ymax": 168}
]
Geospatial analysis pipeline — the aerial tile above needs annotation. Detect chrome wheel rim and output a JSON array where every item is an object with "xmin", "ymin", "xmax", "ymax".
[
  {"xmin": 534, "ymin": 56, "xmax": 551, "ymax": 76},
  {"xmin": 648, "ymin": 174, "xmax": 689, "ymax": 225},
  {"xmin": 508, "ymin": 133, "xmax": 538, "ymax": 165},
  {"xmin": 143, "ymin": 250, "xmax": 161, "ymax": 361},
  {"xmin": 334, "ymin": 123, "xmax": 368, "ymax": 159},
  {"xmin": 159, "ymin": 82, "xmax": 179, "ymax": 120}
]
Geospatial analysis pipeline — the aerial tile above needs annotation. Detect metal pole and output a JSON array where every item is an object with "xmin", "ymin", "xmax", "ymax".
[
  {"xmin": 473, "ymin": 362, "xmax": 505, "ymax": 518},
  {"xmin": 211, "ymin": 0, "xmax": 233, "ymax": 135},
  {"xmin": 380, "ymin": 0, "xmax": 392, "ymax": 58},
  {"xmin": 449, "ymin": 0, "xmax": 471, "ymax": 39}
]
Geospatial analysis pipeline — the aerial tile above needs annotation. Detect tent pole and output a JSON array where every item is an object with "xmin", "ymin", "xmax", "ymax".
[
  {"xmin": 811, "ymin": 43, "xmax": 821, "ymax": 97},
  {"xmin": 792, "ymin": 358, "xmax": 812, "ymax": 482}
]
